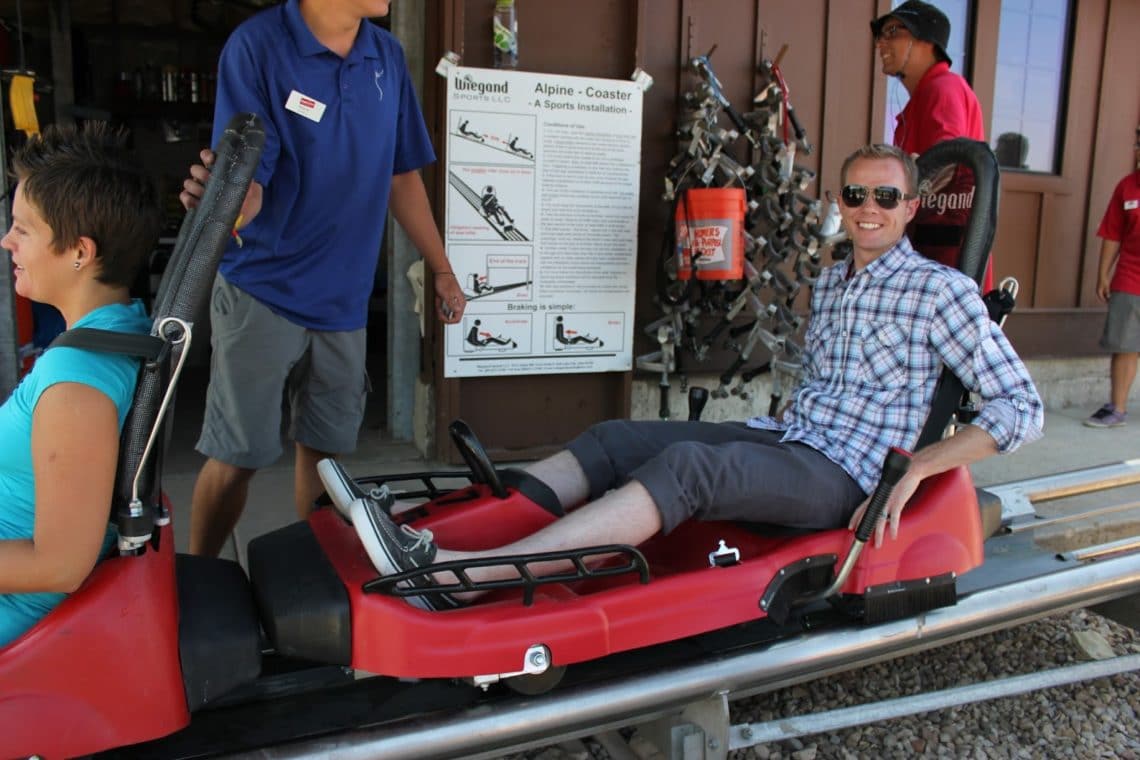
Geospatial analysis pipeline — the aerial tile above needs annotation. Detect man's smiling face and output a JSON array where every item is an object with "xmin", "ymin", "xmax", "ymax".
[
  {"xmin": 839, "ymin": 157, "xmax": 919, "ymax": 267},
  {"xmin": 876, "ymin": 19, "xmax": 913, "ymax": 77}
]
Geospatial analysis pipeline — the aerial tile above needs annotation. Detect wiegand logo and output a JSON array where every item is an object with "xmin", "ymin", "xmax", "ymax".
[{"xmin": 453, "ymin": 73, "xmax": 510, "ymax": 100}]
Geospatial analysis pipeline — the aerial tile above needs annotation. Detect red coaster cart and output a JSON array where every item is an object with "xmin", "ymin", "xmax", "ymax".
[{"xmin": 4, "ymin": 136, "xmax": 1130, "ymax": 760}]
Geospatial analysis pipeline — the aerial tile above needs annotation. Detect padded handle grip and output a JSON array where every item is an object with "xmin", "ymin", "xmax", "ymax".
[
  {"xmin": 688, "ymin": 386, "xmax": 709, "ymax": 421},
  {"xmin": 853, "ymin": 448, "xmax": 912, "ymax": 543}
]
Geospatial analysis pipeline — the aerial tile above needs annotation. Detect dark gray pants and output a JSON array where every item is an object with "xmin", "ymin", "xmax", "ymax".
[{"xmin": 565, "ymin": 420, "xmax": 866, "ymax": 534}]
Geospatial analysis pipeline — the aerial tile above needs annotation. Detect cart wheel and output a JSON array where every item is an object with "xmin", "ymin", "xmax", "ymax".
[
  {"xmin": 505, "ymin": 665, "xmax": 567, "ymax": 695},
  {"xmin": 448, "ymin": 419, "xmax": 508, "ymax": 498}
]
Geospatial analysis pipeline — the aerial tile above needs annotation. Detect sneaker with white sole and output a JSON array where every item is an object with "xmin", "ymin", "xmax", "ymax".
[
  {"xmin": 1084, "ymin": 404, "xmax": 1128, "ymax": 428},
  {"xmin": 317, "ymin": 458, "xmax": 365, "ymax": 523},
  {"xmin": 351, "ymin": 492, "xmax": 459, "ymax": 611}
]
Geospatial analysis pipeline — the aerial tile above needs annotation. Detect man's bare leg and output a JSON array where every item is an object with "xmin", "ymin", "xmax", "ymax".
[
  {"xmin": 1110, "ymin": 352, "xmax": 1138, "ymax": 413},
  {"xmin": 296, "ymin": 442, "xmax": 336, "ymax": 520},
  {"xmin": 189, "ymin": 458, "xmax": 255, "ymax": 557},
  {"xmin": 434, "ymin": 480, "xmax": 662, "ymax": 590}
]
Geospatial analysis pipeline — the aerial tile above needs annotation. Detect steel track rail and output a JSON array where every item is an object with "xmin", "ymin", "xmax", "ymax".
[
  {"xmin": 989, "ymin": 460, "xmax": 1140, "ymax": 523},
  {"xmin": 225, "ymin": 549, "xmax": 1140, "ymax": 760}
]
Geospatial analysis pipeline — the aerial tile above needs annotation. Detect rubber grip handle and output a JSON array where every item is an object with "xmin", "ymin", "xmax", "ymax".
[
  {"xmin": 725, "ymin": 105, "xmax": 750, "ymax": 137},
  {"xmin": 719, "ymin": 355, "xmax": 745, "ymax": 386},
  {"xmin": 787, "ymin": 104, "xmax": 806, "ymax": 141},
  {"xmin": 702, "ymin": 319, "xmax": 731, "ymax": 348},
  {"xmin": 854, "ymin": 448, "xmax": 912, "ymax": 543},
  {"xmin": 688, "ymin": 386, "xmax": 709, "ymax": 421}
]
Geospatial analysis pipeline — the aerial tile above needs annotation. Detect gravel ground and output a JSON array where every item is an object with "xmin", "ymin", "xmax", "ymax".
[
  {"xmin": 507, "ymin": 608, "xmax": 1140, "ymax": 759},
  {"xmin": 727, "ymin": 608, "xmax": 1140, "ymax": 759}
]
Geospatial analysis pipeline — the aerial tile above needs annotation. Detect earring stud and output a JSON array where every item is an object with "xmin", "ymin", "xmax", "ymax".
[{"xmin": 74, "ymin": 261, "xmax": 81, "ymax": 270}]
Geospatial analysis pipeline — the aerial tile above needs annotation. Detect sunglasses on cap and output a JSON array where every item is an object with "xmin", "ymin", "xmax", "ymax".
[{"xmin": 840, "ymin": 184, "xmax": 917, "ymax": 210}]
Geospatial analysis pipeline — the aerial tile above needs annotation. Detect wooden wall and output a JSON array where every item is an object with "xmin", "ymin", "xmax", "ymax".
[{"xmin": 421, "ymin": 0, "xmax": 1139, "ymax": 457}]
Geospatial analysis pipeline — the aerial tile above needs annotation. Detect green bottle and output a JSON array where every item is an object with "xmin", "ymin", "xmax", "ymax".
[{"xmin": 493, "ymin": 0, "xmax": 518, "ymax": 68}]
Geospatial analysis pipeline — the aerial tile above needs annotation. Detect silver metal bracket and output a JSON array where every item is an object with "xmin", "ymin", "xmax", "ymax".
[
  {"xmin": 708, "ymin": 540, "xmax": 740, "ymax": 567},
  {"xmin": 636, "ymin": 692, "xmax": 729, "ymax": 760},
  {"xmin": 471, "ymin": 643, "xmax": 551, "ymax": 690}
]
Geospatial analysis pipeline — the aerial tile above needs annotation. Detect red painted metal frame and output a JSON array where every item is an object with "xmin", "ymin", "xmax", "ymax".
[
  {"xmin": 0, "ymin": 521, "xmax": 189, "ymax": 759},
  {"xmin": 315, "ymin": 466, "xmax": 983, "ymax": 679},
  {"xmin": 0, "ymin": 467, "xmax": 981, "ymax": 756}
]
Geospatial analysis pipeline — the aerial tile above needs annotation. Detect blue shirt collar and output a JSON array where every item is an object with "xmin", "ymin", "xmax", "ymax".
[{"xmin": 283, "ymin": 0, "xmax": 382, "ymax": 60}]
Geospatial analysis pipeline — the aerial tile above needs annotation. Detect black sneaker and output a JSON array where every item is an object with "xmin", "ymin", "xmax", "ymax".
[
  {"xmin": 351, "ymin": 493, "xmax": 459, "ymax": 611},
  {"xmin": 1085, "ymin": 404, "xmax": 1127, "ymax": 428}
]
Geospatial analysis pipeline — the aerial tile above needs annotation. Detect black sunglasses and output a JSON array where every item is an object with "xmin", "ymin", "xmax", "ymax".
[
  {"xmin": 876, "ymin": 23, "xmax": 909, "ymax": 41},
  {"xmin": 840, "ymin": 184, "xmax": 917, "ymax": 210}
]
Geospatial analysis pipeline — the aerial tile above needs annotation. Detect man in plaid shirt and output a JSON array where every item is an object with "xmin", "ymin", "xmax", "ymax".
[{"xmin": 351, "ymin": 145, "xmax": 1044, "ymax": 605}]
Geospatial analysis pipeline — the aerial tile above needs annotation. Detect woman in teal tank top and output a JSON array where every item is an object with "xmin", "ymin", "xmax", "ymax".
[{"xmin": 0, "ymin": 123, "xmax": 163, "ymax": 647}]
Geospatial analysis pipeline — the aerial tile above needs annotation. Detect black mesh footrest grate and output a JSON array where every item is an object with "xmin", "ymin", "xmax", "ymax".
[{"xmin": 363, "ymin": 544, "xmax": 651, "ymax": 607}]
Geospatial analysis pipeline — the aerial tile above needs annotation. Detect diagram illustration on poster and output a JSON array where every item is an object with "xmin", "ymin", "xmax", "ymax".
[
  {"xmin": 461, "ymin": 316, "xmax": 529, "ymax": 354},
  {"xmin": 548, "ymin": 313, "xmax": 624, "ymax": 352},
  {"xmin": 450, "ymin": 246, "xmax": 532, "ymax": 302},
  {"xmin": 451, "ymin": 110, "xmax": 536, "ymax": 164}
]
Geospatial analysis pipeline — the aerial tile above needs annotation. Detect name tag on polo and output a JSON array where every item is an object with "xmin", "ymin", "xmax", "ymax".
[
  {"xmin": 1125, "ymin": 199, "xmax": 1139, "ymax": 211},
  {"xmin": 285, "ymin": 90, "xmax": 326, "ymax": 122}
]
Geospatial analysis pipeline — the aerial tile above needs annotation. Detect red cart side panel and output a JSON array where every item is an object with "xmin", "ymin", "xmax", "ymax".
[
  {"xmin": 0, "ymin": 523, "xmax": 188, "ymax": 759},
  {"xmin": 315, "ymin": 467, "xmax": 982, "ymax": 680},
  {"xmin": 844, "ymin": 466, "xmax": 984, "ymax": 593}
]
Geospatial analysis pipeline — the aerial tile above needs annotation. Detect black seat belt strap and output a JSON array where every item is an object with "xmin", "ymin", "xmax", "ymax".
[{"xmin": 48, "ymin": 328, "xmax": 165, "ymax": 361}]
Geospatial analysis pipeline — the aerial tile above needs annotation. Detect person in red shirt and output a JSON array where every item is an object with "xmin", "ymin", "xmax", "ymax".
[
  {"xmin": 1085, "ymin": 127, "xmax": 1140, "ymax": 428},
  {"xmin": 871, "ymin": 1, "xmax": 991, "ymax": 291}
]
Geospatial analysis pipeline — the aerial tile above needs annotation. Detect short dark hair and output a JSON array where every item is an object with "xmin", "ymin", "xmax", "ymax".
[
  {"xmin": 11, "ymin": 122, "xmax": 163, "ymax": 289},
  {"xmin": 840, "ymin": 144, "xmax": 920, "ymax": 195}
]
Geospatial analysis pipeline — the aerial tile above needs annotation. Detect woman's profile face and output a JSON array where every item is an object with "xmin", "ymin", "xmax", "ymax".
[{"xmin": 2, "ymin": 183, "xmax": 69, "ymax": 306}]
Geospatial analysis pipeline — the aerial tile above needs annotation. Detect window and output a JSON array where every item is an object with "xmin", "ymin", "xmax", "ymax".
[
  {"xmin": 882, "ymin": 0, "xmax": 974, "ymax": 145},
  {"xmin": 991, "ymin": 0, "xmax": 1072, "ymax": 173}
]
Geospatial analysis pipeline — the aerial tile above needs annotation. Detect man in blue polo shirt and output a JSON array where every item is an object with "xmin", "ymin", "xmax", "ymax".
[{"xmin": 180, "ymin": 0, "xmax": 465, "ymax": 557}]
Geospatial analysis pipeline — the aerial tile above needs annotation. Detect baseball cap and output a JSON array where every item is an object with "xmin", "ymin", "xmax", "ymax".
[{"xmin": 871, "ymin": 1, "xmax": 953, "ymax": 66}]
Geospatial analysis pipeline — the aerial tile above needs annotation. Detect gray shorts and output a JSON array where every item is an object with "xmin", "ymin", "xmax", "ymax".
[
  {"xmin": 196, "ymin": 276, "xmax": 369, "ymax": 469},
  {"xmin": 565, "ymin": 420, "xmax": 866, "ymax": 534},
  {"xmin": 1101, "ymin": 292, "xmax": 1140, "ymax": 353}
]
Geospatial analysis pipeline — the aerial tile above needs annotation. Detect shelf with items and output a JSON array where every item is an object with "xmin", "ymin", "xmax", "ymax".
[{"xmin": 74, "ymin": 22, "xmax": 221, "ymax": 124}]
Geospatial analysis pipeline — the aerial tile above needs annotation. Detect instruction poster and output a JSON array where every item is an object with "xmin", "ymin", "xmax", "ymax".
[{"xmin": 443, "ymin": 65, "xmax": 643, "ymax": 378}]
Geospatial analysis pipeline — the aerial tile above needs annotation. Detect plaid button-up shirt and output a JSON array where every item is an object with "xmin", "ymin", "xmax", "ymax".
[{"xmin": 749, "ymin": 238, "xmax": 1043, "ymax": 494}]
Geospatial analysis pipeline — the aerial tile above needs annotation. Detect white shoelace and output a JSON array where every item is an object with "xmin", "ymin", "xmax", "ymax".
[{"xmin": 400, "ymin": 524, "xmax": 434, "ymax": 555}]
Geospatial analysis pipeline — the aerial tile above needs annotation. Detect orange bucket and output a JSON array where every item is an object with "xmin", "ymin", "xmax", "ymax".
[{"xmin": 675, "ymin": 187, "xmax": 746, "ymax": 281}]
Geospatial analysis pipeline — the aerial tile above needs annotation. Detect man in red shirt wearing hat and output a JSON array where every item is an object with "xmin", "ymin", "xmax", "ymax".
[{"xmin": 872, "ymin": 0, "xmax": 991, "ymax": 291}]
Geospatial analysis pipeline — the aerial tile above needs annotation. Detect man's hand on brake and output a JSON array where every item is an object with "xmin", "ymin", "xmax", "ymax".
[{"xmin": 847, "ymin": 469, "xmax": 922, "ymax": 548}]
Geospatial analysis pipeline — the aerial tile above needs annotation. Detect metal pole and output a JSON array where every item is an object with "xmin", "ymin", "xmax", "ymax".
[
  {"xmin": 730, "ymin": 654, "xmax": 1140, "ymax": 748},
  {"xmin": 1062, "ymin": 535, "xmax": 1140, "ymax": 562},
  {"xmin": 385, "ymin": 3, "xmax": 425, "ymax": 444},
  {"xmin": 0, "ymin": 84, "xmax": 17, "ymax": 401},
  {"xmin": 989, "ymin": 460, "xmax": 1140, "ymax": 523}
]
